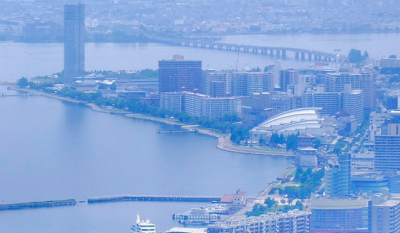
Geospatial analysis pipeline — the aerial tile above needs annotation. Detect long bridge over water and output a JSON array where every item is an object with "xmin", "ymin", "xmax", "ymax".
[{"xmin": 152, "ymin": 37, "xmax": 345, "ymax": 62}]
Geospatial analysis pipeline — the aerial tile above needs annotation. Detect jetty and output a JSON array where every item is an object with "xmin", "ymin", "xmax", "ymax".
[
  {"xmin": 88, "ymin": 195, "xmax": 221, "ymax": 204},
  {"xmin": 156, "ymin": 129, "xmax": 197, "ymax": 134},
  {"xmin": 0, "ymin": 199, "xmax": 77, "ymax": 211}
]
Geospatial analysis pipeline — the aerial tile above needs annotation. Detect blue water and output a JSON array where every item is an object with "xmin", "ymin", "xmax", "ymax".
[{"xmin": 0, "ymin": 86, "xmax": 292, "ymax": 232}]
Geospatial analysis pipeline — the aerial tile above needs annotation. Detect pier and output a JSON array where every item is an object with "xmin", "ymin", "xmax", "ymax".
[
  {"xmin": 0, "ymin": 199, "xmax": 77, "ymax": 211},
  {"xmin": 88, "ymin": 195, "xmax": 221, "ymax": 204},
  {"xmin": 1, "ymin": 93, "xmax": 30, "ymax": 97},
  {"xmin": 156, "ymin": 129, "xmax": 197, "ymax": 134}
]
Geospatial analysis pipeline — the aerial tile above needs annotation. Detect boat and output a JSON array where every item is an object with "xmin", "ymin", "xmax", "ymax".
[
  {"xmin": 173, "ymin": 203, "xmax": 229, "ymax": 225},
  {"xmin": 131, "ymin": 213, "xmax": 156, "ymax": 233}
]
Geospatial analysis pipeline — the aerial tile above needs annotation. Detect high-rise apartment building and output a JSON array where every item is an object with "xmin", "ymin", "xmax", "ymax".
[
  {"xmin": 279, "ymin": 70, "xmax": 299, "ymax": 92},
  {"xmin": 64, "ymin": 3, "xmax": 85, "ymax": 84},
  {"xmin": 371, "ymin": 191, "xmax": 400, "ymax": 233},
  {"xmin": 159, "ymin": 55, "xmax": 202, "ymax": 93},
  {"xmin": 302, "ymin": 87, "xmax": 343, "ymax": 115},
  {"xmin": 325, "ymin": 73, "xmax": 376, "ymax": 110},
  {"xmin": 343, "ymin": 89, "xmax": 365, "ymax": 124},
  {"xmin": 375, "ymin": 110, "xmax": 400, "ymax": 172}
]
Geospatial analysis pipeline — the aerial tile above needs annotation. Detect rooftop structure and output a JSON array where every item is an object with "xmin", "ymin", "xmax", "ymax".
[{"xmin": 250, "ymin": 108, "xmax": 327, "ymax": 142}]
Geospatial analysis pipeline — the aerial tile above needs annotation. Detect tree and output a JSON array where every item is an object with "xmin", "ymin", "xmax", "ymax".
[
  {"xmin": 362, "ymin": 51, "xmax": 369, "ymax": 60},
  {"xmin": 17, "ymin": 77, "xmax": 29, "ymax": 87},
  {"xmin": 315, "ymin": 139, "xmax": 321, "ymax": 148},
  {"xmin": 348, "ymin": 49, "xmax": 364, "ymax": 63},
  {"xmin": 295, "ymin": 201, "xmax": 304, "ymax": 210},
  {"xmin": 264, "ymin": 197, "xmax": 276, "ymax": 208}
]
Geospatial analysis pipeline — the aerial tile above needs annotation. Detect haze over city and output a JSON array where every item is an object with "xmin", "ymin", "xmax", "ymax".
[{"xmin": 0, "ymin": 0, "xmax": 400, "ymax": 233}]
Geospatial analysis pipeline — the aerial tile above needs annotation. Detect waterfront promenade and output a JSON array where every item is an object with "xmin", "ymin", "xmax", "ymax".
[{"xmin": 10, "ymin": 87, "xmax": 292, "ymax": 157}]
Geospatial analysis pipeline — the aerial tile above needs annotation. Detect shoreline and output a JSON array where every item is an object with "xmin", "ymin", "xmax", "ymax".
[{"xmin": 10, "ymin": 87, "xmax": 292, "ymax": 157}]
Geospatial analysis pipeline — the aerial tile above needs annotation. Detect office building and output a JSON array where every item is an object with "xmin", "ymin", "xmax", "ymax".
[
  {"xmin": 207, "ymin": 210, "xmax": 311, "ymax": 233},
  {"xmin": 325, "ymin": 72, "xmax": 376, "ymax": 110},
  {"xmin": 64, "ymin": 3, "xmax": 85, "ymax": 84},
  {"xmin": 375, "ymin": 110, "xmax": 400, "ymax": 171},
  {"xmin": 325, "ymin": 153, "xmax": 351, "ymax": 197},
  {"xmin": 159, "ymin": 55, "xmax": 202, "ymax": 93}
]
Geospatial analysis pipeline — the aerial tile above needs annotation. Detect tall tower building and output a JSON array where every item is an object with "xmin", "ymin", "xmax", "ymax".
[
  {"xmin": 159, "ymin": 55, "xmax": 202, "ymax": 93},
  {"xmin": 325, "ymin": 153, "xmax": 351, "ymax": 197},
  {"xmin": 64, "ymin": 3, "xmax": 85, "ymax": 84}
]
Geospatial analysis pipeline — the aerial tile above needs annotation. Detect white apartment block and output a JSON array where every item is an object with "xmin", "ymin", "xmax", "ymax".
[
  {"xmin": 160, "ymin": 92, "xmax": 185, "ymax": 113},
  {"xmin": 160, "ymin": 92, "xmax": 239, "ymax": 119},
  {"xmin": 207, "ymin": 210, "xmax": 311, "ymax": 233}
]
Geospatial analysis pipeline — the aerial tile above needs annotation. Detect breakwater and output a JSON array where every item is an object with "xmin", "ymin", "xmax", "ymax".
[
  {"xmin": 0, "ymin": 199, "xmax": 77, "ymax": 211},
  {"xmin": 88, "ymin": 195, "xmax": 221, "ymax": 203}
]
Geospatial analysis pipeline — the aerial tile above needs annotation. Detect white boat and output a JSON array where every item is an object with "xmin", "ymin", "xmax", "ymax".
[{"xmin": 131, "ymin": 213, "xmax": 156, "ymax": 233}]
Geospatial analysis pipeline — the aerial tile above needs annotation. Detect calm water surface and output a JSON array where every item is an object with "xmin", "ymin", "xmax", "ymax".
[
  {"xmin": 2, "ymin": 33, "xmax": 400, "ymax": 81},
  {"xmin": 0, "ymin": 86, "xmax": 292, "ymax": 232}
]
